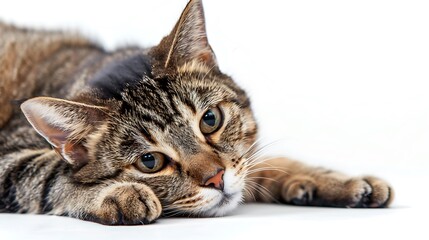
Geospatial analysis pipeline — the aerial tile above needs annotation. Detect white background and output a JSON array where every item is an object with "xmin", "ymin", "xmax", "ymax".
[{"xmin": 1, "ymin": 0, "xmax": 428, "ymax": 239}]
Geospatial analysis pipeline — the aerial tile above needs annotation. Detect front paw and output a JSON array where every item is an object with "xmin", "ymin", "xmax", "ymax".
[
  {"xmin": 347, "ymin": 176, "xmax": 394, "ymax": 208},
  {"xmin": 89, "ymin": 183, "xmax": 162, "ymax": 225},
  {"xmin": 281, "ymin": 175, "xmax": 393, "ymax": 208}
]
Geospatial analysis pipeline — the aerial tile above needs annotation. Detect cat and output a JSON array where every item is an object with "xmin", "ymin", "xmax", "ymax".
[{"xmin": 0, "ymin": 0, "xmax": 393, "ymax": 225}]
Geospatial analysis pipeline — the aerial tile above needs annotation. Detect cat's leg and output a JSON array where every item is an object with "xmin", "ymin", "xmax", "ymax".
[
  {"xmin": 245, "ymin": 157, "xmax": 393, "ymax": 208},
  {"xmin": 62, "ymin": 182, "xmax": 163, "ymax": 225}
]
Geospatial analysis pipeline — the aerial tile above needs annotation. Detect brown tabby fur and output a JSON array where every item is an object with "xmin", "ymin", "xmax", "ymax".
[{"xmin": 0, "ymin": 0, "xmax": 393, "ymax": 225}]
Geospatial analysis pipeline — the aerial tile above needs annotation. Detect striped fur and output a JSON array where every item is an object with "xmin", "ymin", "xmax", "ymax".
[{"xmin": 0, "ymin": 0, "xmax": 393, "ymax": 225}]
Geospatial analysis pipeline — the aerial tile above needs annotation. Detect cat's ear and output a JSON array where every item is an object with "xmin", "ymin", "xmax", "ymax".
[
  {"xmin": 21, "ymin": 97, "xmax": 108, "ymax": 168},
  {"xmin": 151, "ymin": 0, "xmax": 217, "ymax": 70}
]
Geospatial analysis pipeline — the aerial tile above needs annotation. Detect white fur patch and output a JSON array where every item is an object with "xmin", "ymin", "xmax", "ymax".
[{"xmin": 197, "ymin": 168, "xmax": 244, "ymax": 217}]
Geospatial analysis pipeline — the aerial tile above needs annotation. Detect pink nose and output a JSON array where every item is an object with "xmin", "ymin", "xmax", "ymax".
[{"xmin": 204, "ymin": 170, "xmax": 225, "ymax": 191}]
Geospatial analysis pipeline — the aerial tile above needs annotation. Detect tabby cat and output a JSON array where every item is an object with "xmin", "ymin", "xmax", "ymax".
[{"xmin": 0, "ymin": 0, "xmax": 393, "ymax": 225}]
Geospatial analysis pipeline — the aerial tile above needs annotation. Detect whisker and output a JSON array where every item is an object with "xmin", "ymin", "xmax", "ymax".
[
  {"xmin": 243, "ymin": 184, "xmax": 258, "ymax": 202},
  {"xmin": 244, "ymin": 181, "xmax": 272, "ymax": 202},
  {"xmin": 246, "ymin": 176, "xmax": 279, "ymax": 183},
  {"xmin": 239, "ymin": 138, "xmax": 263, "ymax": 160},
  {"xmin": 163, "ymin": 209, "xmax": 183, "ymax": 218},
  {"xmin": 245, "ymin": 140, "xmax": 281, "ymax": 160},
  {"xmin": 245, "ymin": 156, "xmax": 279, "ymax": 168},
  {"xmin": 245, "ymin": 180, "xmax": 278, "ymax": 203},
  {"xmin": 246, "ymin": 167, "xmax": 288, "ymax": 175}
]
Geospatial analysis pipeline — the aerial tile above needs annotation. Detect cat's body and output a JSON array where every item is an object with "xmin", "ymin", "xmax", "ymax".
[{"xmin": 0, "ymin": 0, "xmax": 392, "ymax": 225}]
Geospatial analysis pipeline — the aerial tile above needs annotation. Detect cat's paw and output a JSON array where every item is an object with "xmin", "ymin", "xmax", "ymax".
[
  {"xmin": 90, "ymin": 183, "xmax": 162, "ymax": 225},
  {"xmin": 344, "ymin": 176, "xmax": 394, "ymax": 208},
  {"xmin": 281, "ymin": 175, "xmax": 393, "ymax": 208},
  {"xmin": 281, "ymin": 176, "xmax": 317, "ymax": 205}
]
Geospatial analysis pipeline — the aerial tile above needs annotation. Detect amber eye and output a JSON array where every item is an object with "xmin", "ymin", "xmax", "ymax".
[
  {"xmin": 200, "ymin": 107, "xmax": 223, "ymax": 135},
  {"xmin": 135, "ymin": 152, "xmax": 166, "ymax": 173}
]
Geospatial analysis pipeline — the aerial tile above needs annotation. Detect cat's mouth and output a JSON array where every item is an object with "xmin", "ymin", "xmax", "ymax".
[
  {"xmin": 200, "ymin": 190, "xmax": 242, "ymax": 217},
  {"xmin": 217, "ymin": 193, "xmax": 233, "ymax": 206}
]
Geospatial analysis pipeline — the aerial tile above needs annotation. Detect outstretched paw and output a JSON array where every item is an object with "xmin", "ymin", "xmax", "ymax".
[
  {"xmin": 281, "ymin": 174, "xmax": 393, "ymax": 208},
  {"xmin": 350, "ymin": 176, "xmax": 393, "ymax": 208}
]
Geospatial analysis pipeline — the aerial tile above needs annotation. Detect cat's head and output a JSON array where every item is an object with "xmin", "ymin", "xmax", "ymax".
[{"xmin": 21, "ymin": 0, "xmax": 257, "ymax": 217}]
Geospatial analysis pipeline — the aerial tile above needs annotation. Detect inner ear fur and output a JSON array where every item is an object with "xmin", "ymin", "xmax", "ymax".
[{"xmin": 21, "ymin": 97, "xmax": 108, "ymax": 168}]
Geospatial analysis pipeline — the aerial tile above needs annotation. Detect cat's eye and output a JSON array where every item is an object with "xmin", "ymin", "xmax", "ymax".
[
  {"xmin": 200, "ymin": 107, "xmax": 223, "ymax": 135},
  {"xmin": 135, "ymin": 152, "xmax": 166, "ymax": 173}
]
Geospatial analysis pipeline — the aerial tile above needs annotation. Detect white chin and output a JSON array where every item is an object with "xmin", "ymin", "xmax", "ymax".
[
  {"xmin": 197, "ymin": 169, "xmax": 245, "ymax": 217},
  {"xmin": 203, "ymin": 191, "xmax": 243, "ymax": 217}
]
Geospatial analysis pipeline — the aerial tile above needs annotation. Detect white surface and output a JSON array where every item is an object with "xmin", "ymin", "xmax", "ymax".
[
  {"xmin": 0, "ymin": 206, "xmax": 427, "ymax": 240},
  {"xmin": 1, "ymin": 0, "xmax": 429, "ymax": 239},
  {"xmin": 0, "ymin": 170, "xmax": 428, "ymax": 240}
]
